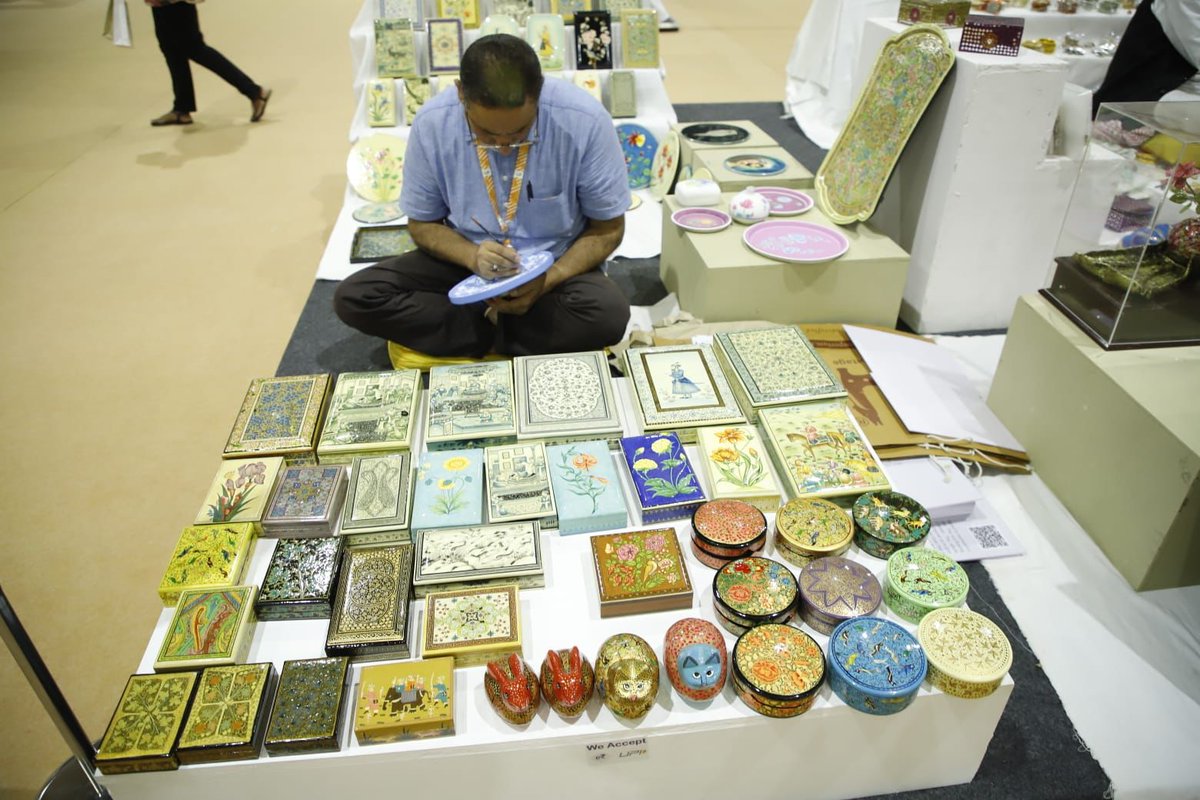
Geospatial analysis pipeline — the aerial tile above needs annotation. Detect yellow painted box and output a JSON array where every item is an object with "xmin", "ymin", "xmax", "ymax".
[
  {"xmin": 157, "ymin": 523, "xmax": 256, "ymax": 607},
  {"xmin": 354, "ymin": 657, "xmax": 455, "ymax": 744},
  {"xmin": 193, "ymin": 456, "xmax": 284, "ymax": 526},
  {"xmin": 176, "ymin": 662, "xmax": 276, "ymax": 764},
  {"xmin": 95, "ymin": 671, "xmax": 200, "ymax": 774}
]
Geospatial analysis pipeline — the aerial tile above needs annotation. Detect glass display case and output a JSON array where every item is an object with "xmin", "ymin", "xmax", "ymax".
[{"xmin": 1042, "ymin": 101, "xmax": 1200, "ymax": 349}]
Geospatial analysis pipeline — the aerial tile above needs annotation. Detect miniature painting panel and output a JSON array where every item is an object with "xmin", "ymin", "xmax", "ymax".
[
  {"xmin": 379, "ymin": 0, "xmax": 420, "ymax": 20},
  {"xmin": 761, "ymin": 401, "xmax": 889, "ymax": 496},
  {"xmin": 721, "ymin": 327, "xmax": 844, "ymax": 403},
  {"xmin": 356, "ymin": 658, "xmax": 453, "ymax": 737},
  {"xmin": 159, "ymin": 588, "xmax": 252, "ymax": 664},
  {"xmin": 319, "ymin": 370, "xmax": 419, "ymax": 451},
  {"xmin": 412, "ymin": 449, "xmax": 484, "ymax": 529},
  {"xmin": 427, "ymin": 18, "xmax": 464, "ymax": 73},
  {"xmin": 426, "ymin": 362, "xmax": 515, "ymax": 440},
  {"xmin": 552, "ymin": 0, "xmax": 591, "ymax": 21},
  {"xmin": 619, "ymin": 9, "xmax": 658, "ymax": 68},
  {"xmin": 526, "ymin": 14, "xmax": 566, "ymax": 70},
  {"xmin": 639, "ymin": 348, "xmax": 723, "ymax": 412},
  {"xmin": 438, "ymin": 0, "xmax": 479, "ymax": 27},
  {"xmin": 573, "ymin": 70, "xmax": 602, "ymax": 103},
  {"xmin": 486, "ymin": 443, "xmax": 555, "ymax": 522},
  {"xmin": 493, "ymin": 0, "xmax": 535, "ymax": 25},
  {"xmin": 575, "ymin": 11, "xmax": 612, "ymax": 70},
  {"xmin": 375, "ymin": 19, "xmax": 417, "ymax": 78},
  {"xmin": 403, "ymin": 77, "xmax": 431, "ymax": 122},
  {"xmin": 195, "ymin": 457, "xmax": 283, "ymax": 525},
  {"xmin": 620, "ymin": 433, "xmax": 704, "ymax": 509},
  {"xmin": 179, "ymin": 663, "xmax": 272, "ymax": 750},
  {"xmin": 417, "ymin": 522, "xmax": 539, "ymax": 580}
]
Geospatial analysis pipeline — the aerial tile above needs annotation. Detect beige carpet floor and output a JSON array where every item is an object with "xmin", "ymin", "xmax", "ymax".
[{"xmin": 0, "ymin": 0, "xmax": 803, "ymax": 795}]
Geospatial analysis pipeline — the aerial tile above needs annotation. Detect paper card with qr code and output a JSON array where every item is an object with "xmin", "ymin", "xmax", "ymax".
[{"xmin": 926, "ymin": 497, "xmax": 1023, "ymax": 561}]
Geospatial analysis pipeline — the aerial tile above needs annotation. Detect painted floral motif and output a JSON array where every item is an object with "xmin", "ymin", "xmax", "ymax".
[
  {"xmin": 694, "ymin": 499, "xmax": 766, "ymax": 547},
  {"xmin": 574, "ymin": 11, "xmax": 611, "ymax": 69},
  {"xmin": 266, "ymin": 466, "xmax": 343, "ymax": 521},
  {"xmin": 621, "ymin": 433, "xmax": 700, "ymax": 506},
  {"xmin": 775, "ymin": 497, "xmax": 853, "ymax": 551},
  {"xmin": 718, "ymin": 326, "xmax": 843, "ymax": 404},
  {"xmin": 160, "ymin": 525, "xmax": 251, "ymax": 597},
  {"xmin": 159, "ymin": 588, "xmax": 250, "ymax": 661},
  {"xmin": 202, "ymin": 460, "xmax": 275, "ymax": 522},
  {"xmin": 706, "ymin": 427, "xmax": 768, "ymax": 490},
  {"xmin": 616, "ymin": 123, "xmax": 656, "ymax": 189},
  {"xmin": 99, "ymin": 674, "xmax": 196, "ymax": 757},
  {"xmin": 744, "ymin": 221, "xmax": 849, "ymax": 263},
  {"xmin": 427, "ymin": 587, "xmax": 516, "ymax": 647},
  {"xmin": 523, "ymin": 354, "xmax": 605, "ymax": 422},
  {"xmin": 347, "ymin": 454, "xmax": 407, "ymax": 522},
  {"xmin": 352, "ymin": 225, "xmax": 417, "ymax": 261},
  {"xmin": 438, "ymin": 0, "xmax": 478, "ymax": 27},
  {"xmin": 918, "ymin": 609, "xmax": 1012, "ymax": 697},
  {"xmin": 725, "ymin": 154, "xmax": 786, "ymax": 176},
  {"xmin": 404, "ymin": 78, "xmax": 431, "ymax": 121},
  {"xmin": 620, "ymin": 8, "xmax": 659, "ymax": 67},
  {"xmin": 180, "ymin": 664, "xmax": 271, "ymax": 748},
  {"xmin": 428, "ymin": 19, "xmax": 464, "ymax": 71},
  {"xmin": 259, "ymin": 538, "xmax": 341, "ymax": 605},
  {"xmin": 733, "ymin": 624, "xmax": 824, "ymax": 699},
  {"xmin": 555, "ymin": 445, "xmax": 610, "ymax": 514},
  {"xmin": 595, "ymin": 633, "xmax": 659, "ymax": 719},
  {"xmin": 367, "ymin": 79, "xmax": 396, "ymax": 126},
  {"xmin": 715, "ymin": 557, "xmax": 797, "ymax": 618},
  {"xmin": 853, "ymin": 491, "xmax": 931, "ymax": 543},
  {"xmin": 328, "ymin": 545, "xmax": 411, "ymax": 645},
  {"xmin": 495, "ymin": 0, "xmax": 534, "ymax": 25},
  {"xmin": 759, "ymin": 400, "xmax": 887, "ymax": 499},
  {"xmin": 591, "ymin": 528, "xmax": 690, "ymax": 599},
  {"xmin": 266, "ymin": 657, "xmax": 348, "ymax": 750},
  {"xmin": 244, "ymin": 381, "xmax": 312, "ymax": 441},
  {"xmin": 348, "ymin": 135, "xmax": 406, "ymax": 203},
  {"xmin": 663, "ymin": 618, "xmax": 727, "ymax": 701}
]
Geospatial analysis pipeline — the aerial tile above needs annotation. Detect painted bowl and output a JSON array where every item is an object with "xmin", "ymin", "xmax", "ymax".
[
  {"xmin": 774, "ymin": 497, "xmax": 853, "ymax": 568},
  {"xmin": 917, "ymin": 608, "xmax": 1012, "ymax": 699},
  {"xmin": 732, "ymin": 624, "xmax": 825, "ymax": 717},
  {"xmin": 712, "ymin": 557, "xmax": 799, "ymax": 632},
  {"xmin": 595, "ymin": 633, "xmax": 659, "ymax": 719},
  {"xmin": 798, "ymin": 556, "xmax": 882, "ymax": 635},
  {"xmin": 851, "ymin": 491, "xmax": 931, "ymax": 559},
  {"xmin": 885, "ymin": 547, "xmax": 969, "ymax": 624},
  {"xmin": 663, "ymin": 618, "xmax": 728, "ymax": 702},
  {"xmin": 693, "ymin": 500, "xmax": 767, "ymax": 554},
  {"xmin": 484, "ymin": 654, "xmax": 541, "ymax": 726},
  {"xmin": 827, "ymin": 617, "xmax": 926, "ymax": 715},
  {"xmin": 539, "ymin": 647, "xmax": 595, "ymax": 719}
]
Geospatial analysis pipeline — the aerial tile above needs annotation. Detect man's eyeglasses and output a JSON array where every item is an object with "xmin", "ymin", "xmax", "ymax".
[{"xmin": 464, "ymin": 110, "xmax": 539, "ymax": 152}]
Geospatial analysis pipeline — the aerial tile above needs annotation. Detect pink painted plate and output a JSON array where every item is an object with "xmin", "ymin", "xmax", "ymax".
[
  {"xmin": 742, "ymin": 220, "xmax": 849, "ymax": 264},
  {"xmin": 672, "ymin": 207, "xmax": 732, "ymax": 234},
  {"xmin": 756, "ymin": 187, "xmax": 814, "ymax": 217}
]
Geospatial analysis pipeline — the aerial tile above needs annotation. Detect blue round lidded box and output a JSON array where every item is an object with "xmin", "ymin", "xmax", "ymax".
[{"xmin": 827, "ymin": 617, "xmax": 926, "ymax": 716}]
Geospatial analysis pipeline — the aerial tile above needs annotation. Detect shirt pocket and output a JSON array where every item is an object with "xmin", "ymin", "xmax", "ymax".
[{"xmin": 522, "ymin": 191, "xmax": 574, "ymax": 240}]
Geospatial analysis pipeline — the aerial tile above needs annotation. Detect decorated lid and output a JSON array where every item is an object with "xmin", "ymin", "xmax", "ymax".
[
  {"xmin": 732, "ymin": 624, "xmax": 825, "ymax": 702},
  {"xmin": 693, "ymin": 500, "xmax": 767, "ymax": 551},
  {"xmin": 775, "ymin": 498, "xmax": 853, "ymax": 555},
  {"xmin": 852, "ymin": 491, "xmax": 931, "ymax": 544},
  {"xmin": 713, "ymin": 557, "xmax": 799, "ymax": 623},
  {"xmin": 828, "ymin": 617, "xmax": 926, "ymax": 697},
  {"xmin": 798, "ymin": 556, "xmax": 882, "ymax": 622},
  {"xmin": 887, "ymin": 548, "xmax": 969, "ymax": 609},
  {"xmin": 917, "ymin": 608, "xmax": 1013, "ymax": 686}
]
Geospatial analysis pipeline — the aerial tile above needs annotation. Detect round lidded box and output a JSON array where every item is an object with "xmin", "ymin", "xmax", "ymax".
[
  {"xmin": 712, "ymin": 557, "xmax": 799, "ymax": 635},
  {"xmin": 851, "ymin": 491, "xmax": 932, "ymax": 559},
  {"xmin": 885, "ymin": 547, "xmax": 969, "ymax": 624},
  {"xmin": 828, "ymin": 617, "xmax": 926, "ymax": 715},
  {"xmin": 732, "ymin": 623, "xmax": 825, "ymax": 717},
  {"xmin": 774, "ymin": 497, "xmax": 853, "ymax": 568},
  {"xmin": 692, "ymin": 500, "xmax": 767, "ymax": 562},
  {"xmin": 798, "ymin": 556, "xmax": 882, "ymax": 635},
  {"xmin": 917, "ymin": 608, "xmax": 1012, "ymax": 699}
]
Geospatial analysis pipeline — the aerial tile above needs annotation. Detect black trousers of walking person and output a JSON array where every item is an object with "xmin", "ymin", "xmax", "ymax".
[
  {"xmin": 152, "ymin": 3, "xmax": 261, "ymax": 114},
  {"xmin": 1092, "ymin": 0, "xmax": 1197, "ymax": 116}
]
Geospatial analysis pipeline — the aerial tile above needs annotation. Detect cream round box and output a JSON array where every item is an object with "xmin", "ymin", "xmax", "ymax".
[
  {"xmin": 797, "ymin": 556, "xmax": 883, "ymax": 635},
  {"xmin": 691, "ymin": 499, "xmax": 768, "ymax": 566},
  {"xmin": 712, "ymin": 556, "xmax": 799, "ymax": 636},
  {"xmin": 885, "ymin": 547, "xmax": 969, "ymax": 624},
  {"xmin": 917, "ymin": 607, "xmax": 1012, "ymax": 699},
  {"xmin": 675, "ymin": 177, "xmax": 722, "ymax": 207},
  {"xmin": 731, "ymin": 623, "xmax": 825, "ymax": 717},
  {"xmin": 663, "ymin": 617, "xmax": 728, "ymax": 702},
  {"xmin": 774, "ymin": 497, "xmax": 854, "ymax": 568},
  {"xmin": 851, "ymin": 491, "xmax": 932, "ymax": 559},
  {"xmin": 827, "ymin": 617, "xmax": 926, "ymax": 715}
]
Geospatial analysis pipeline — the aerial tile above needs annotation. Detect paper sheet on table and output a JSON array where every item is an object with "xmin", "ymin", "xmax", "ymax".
[
  {"xmin": 612, "ymin": 192, "xmax": 663, "ymax": 259},
  {"xmin": 845, "ymin": 325, "xmax": 1024, "ymax": 452},
  {"xmin": 927, "ymin": 496, "xmax": 1024, "ymax": 561}
]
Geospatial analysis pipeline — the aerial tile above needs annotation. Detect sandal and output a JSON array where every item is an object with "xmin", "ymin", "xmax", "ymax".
[
  {"xmin": 150, "ymin": 111, "xmax": 193, "ymax": 126},
  {"xmin": 251, "ymin": 88, "xmax": 272, "ymax": 122}
]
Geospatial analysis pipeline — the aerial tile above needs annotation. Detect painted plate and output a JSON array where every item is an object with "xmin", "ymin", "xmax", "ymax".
[
  {"xmin": 629, "ymin": 192, "xmax": 643, "ymax": 211},
  {"xmin": 448, "ymin": 250, "xmax": 554, "ymax": 305},
  {"xmin": 352, "ymin": 201, "xmax": 403, "ymax": 224},
  {"xmin": 347, "ymin": 134, "xmax": 407, "ymax": 202},
  {"xmin": 743, "ymin": 220, "xmax": 849, "ymax": 264},
  {"xmin": 479, "ymin": 14, "xmax": 519, "ymax": 35},
  {"xmin": 724, "ymin": 154, "xmax": 786, "ymax": 176},
  {"xmin": 672, "ymin": 207, "xmax": 731, "ymax": 234},
  {"xmin": 681, "ymin": 123, "xmax": 750, "ymax": 145},
  {"xmin": 756, "ymin": 187, "xmax": 813, "ymax": 216},
  {"xmin": 616, "ymin": 124, "xmax": 658, "ymax": 190},
  {"xmin": 649, "ymin": 130, "xmax": 681, "ymax": 201}
]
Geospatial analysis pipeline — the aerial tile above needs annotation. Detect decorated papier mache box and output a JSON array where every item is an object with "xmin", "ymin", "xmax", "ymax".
[
  {"xmin": 411, "ymin": 448, "xmax": 484, "ymax": 530},
  {"xmin": 262, "ymin": 465, "xmax": 348, "ymax": 538},
  {"xmin": 193, "ymin": 456, "xmax": 284, "ymax": 527},
  {"xmin": 339, "ymin": 453, "xmax": 413, "ymax": 545},
  {"xmin": 590, "ymin": 528, "xmax": 694, "ymax": 617},
  {"xmin": 176, "ymin": 662, "xmax": 276, "ymax": 764},
  {"xmin": 412, "ymin": 521, "xmax": 544, "ymax": 597},
  {"xmin": 898, "ymin": 0, "xmax": 969, "ymax": 27},
  {"xmin": 316, "ymin": 369, "xmax": 421, "ymax": 464},
  {"xmin": 326, "ymin": 542, "xmax": 415, "ymax": 661},
  {"xmin": 154, "ymin": 587, "xmax": 257, "ymax": 672},
  {"xmin": 713, "ymin": 326, "xmax": 846, "ymax": 423},
  {"xmin": 255, "ymin": 536, "xmax": 344, "ymax": 620},
  {"xmin": 157, "ymin": 523, "xmax": 256, "ymax": 607},
  {"xmin": 485, "ymin": 442, "xmax": 558, "ymax": 529},
  {"xmin": 425, "ymin": 362, "xmax": 516, "ymax": 450},
  {"xmin": 264, "ymin": 656, "xmax": 351, "ymax": 755},
  {"xmin": 513, "ymin": 350, "xmax": 622, "ymax": 446},
  {"xmin": 619, "ymin": 432, "xmax": 707, "ymax": 523},
  {"xmin": 546, "ymin": 440, "xmax": 629, "ymax": 535},
  {"xmin": 421, "ymin": 584, "xmax": 523, "ymax": 666},
  {"xmin": 95, "ymin": 671, "xmax": 199, "ymax": 774},
  {"xmin": 695, "ymin": 425, "xmax": 781, "ymax": 514},
  {"xmin": 354, "ymin": 657, "xmax": 455, "ymax": 744},
  {"xmin": 624, "ymin": 344, "xmax": 745, "ymax": 443},
  {"xmin": 223, "ymin": 374, "xmax": 331, "ymax": 465}
]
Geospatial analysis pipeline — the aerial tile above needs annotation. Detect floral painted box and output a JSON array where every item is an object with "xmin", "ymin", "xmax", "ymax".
[
  {"xmin": 255, "ymin": 536, "xmax": 344, "ymax": 620},
  {"xmin": 546, "ymin": 441, "xmax": 629, "ymax": 535},
  {"xmin": 485, "ymin": 442, "xmax": 558, "ymax": 529},
  {"xmin": 264, "ymin": 656, "xmax": 350, "ymax": 755},
  {"xmin": 157, "ymin": 523, "xmax": 256, "ymax": 607},
  {"xmin": 354, "ymin": 657, "xmax": 455, "ymax": 744},
  {"xmin": 176, "ymin": 662, "xmax": 276, "ymax": 764},
  {"xmin": 223, "ymin": 374, "xmax": 331, "ymax": 465},
  {"xmin": 412, "ymin": 521, "xmax": 544, "ymax": 597},
  {"xmin": 619, "ymin": 432, "xmax": 707, "ymax": 523},
  {"xmin": 95, "ymin": 671, "xmax": 200, "ymax": 774},
  {"xmin": 262, "ymin": 465, "xmax": 348, "ymax": 538},
  {"xmin": 695, "ymin": 425, "xmax": 781, "ymax": 513},
  {"xmin": 326, "ymin": 543, "xmax": 415, "ymax": 661},
  {"xmin": 316, "ymin": 369, "xmax": 421, "ymax": 464},
  {"xmin": 513, "ymin": 351, "xmax": 622, "ymax": 445},
  {"xmin": 339, "ymin": 453, "xmax": 413, "ymax": 545},
  {"xmin": 425, "ymin": 362, "xmax": 516, "ymax": 450},
  {"xmin": 590, "ymin": 528, "xmax": 693, "ymax": 617},
  {"xmin": 624, "ymin": 344, "xmax": 745, "ymax": 443},
  {"xmin": 421, "ymin": 584, "xmax": 522, "ymax": 667},
  {"xmin": 411, "ymin": 449, "xmax": 484, "ymax": 530},
  {"xmin": 154, "ymin": 587, "xmax": 257, "ymax": 672},
  {"xmin": 713, "ymin": 326, "xmax": 846, "ymax": 422},
  {"xmin": 193, "ymin": 456, "xmax": 284, "ymax": 527},
  {"xmin": 758, "ymin": 400, "xmax": 890, "ymax": 501}
]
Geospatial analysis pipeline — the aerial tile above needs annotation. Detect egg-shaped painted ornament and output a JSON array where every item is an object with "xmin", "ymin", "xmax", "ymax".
[
  {"xmin": 483, "ymin": 653, "xmax": 541, "ymax": 726},
  {"xmin": 663, "ymin": 617, "xmax": 728, "ymax": 701},
  {"xmin": 595, "ymin": 633, "xmax": 659, "ymax": 720},
  {"xmin": 539, "ymin": 646, "xmax": 595, "ymax": 719}
]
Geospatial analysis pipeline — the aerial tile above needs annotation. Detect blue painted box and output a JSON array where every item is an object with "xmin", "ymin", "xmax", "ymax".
[
  {"xmin": 546, "ymin": 441, "xmax": 628, "ymax": 535},
  {"xmin": 411, "ymin": 449, "xmax": 484, "ymax": 530},
  {"xmin": 618, "ymin": 432, "xmax": 706, "ymax": 524},
  {"xmin": 827, "ymin": 616, "xmax": 926, "ymax": 715}
]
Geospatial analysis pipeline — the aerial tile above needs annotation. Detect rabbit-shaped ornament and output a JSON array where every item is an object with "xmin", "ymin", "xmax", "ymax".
[
  {"xmin": 539, "ymin": 646, "xmax": 596, "ymax": 718},
  {"xmin": 484, "ymin": 653, "xmax": 541, "ymax": 725}
]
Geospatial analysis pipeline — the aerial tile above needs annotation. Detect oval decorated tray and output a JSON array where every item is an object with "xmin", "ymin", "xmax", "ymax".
[
  {"xmin": 347, "ymin": 134, "xmax": 407, "ymax": 202},
  {"xmin": 448, "ymin": 250, "xmax": 554, "ymax": 305},
  {"xmin": 672, "ymin": 207, "xmax": 731, "ymax": 234},
  {"xmin": 756, "ymin": 187, "xmax": 813, "ymax": 216},
  {"xmin": 724, "ymin": 154, "xmax": 786, "ymax": 176},
  {"xmin": 743, "ymin": 220, "xmax": 849, "ymax": 264},
  {"xmin": 352, "ymin": 201, "xmax": 403, "ymax": 224},
  {"xmin": 649, "ymin": 130, "xmax": 681, "ymax": 201},
  {"xmin": 680, "ymin": 123, "xmax": 750, "ymax": 145}
]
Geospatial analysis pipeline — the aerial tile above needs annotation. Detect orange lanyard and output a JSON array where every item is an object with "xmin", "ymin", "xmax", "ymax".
[{"xmin": 474, "ymin": 143, "xmax": 529, "ymax": 246}]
